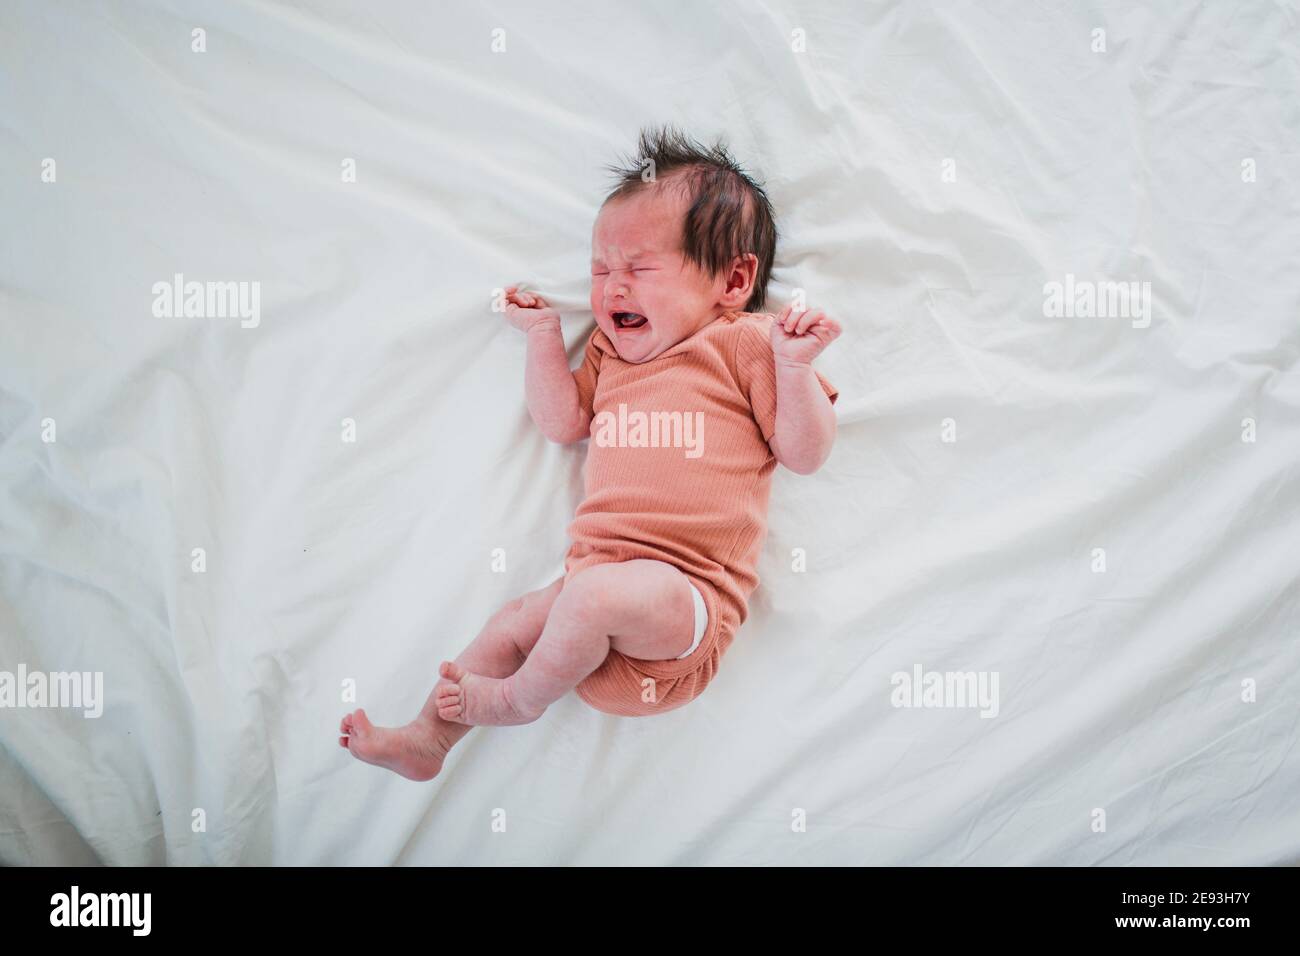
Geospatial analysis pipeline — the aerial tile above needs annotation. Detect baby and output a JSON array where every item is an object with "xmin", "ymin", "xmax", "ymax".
[{"xmin": 340, "ymin": 127, "xmax": 840, "ymax": 780}]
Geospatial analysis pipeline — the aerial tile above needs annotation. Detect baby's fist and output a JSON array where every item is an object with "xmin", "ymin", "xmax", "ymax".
[
  {"xmin": 770, "ymin": 305, "xmax": 841, "ymax": 365},
  {"xmin": 502, "ymin": 284, "xmax": 560, "ymax": 332}
]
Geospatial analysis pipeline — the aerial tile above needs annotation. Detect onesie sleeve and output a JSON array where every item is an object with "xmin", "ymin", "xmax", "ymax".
[
  {"xmin": 735, "ymin": 318, "xmax": 838, "ymax": 445},
  {"xmin": 572, "ymin": 326, "xmax": 605, "ymax": 419}
]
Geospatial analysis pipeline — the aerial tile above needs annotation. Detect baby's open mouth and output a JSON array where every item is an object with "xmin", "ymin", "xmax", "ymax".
[{"xmin": 612, "ymin": 311, "xmax": 648, "ymax": 330}]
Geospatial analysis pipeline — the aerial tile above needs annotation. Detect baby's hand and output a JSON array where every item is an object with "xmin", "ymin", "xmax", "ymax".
[
  {"xmin": 503, "ymin": 283, "xmax": 561, "ymax": 332},
  {"xmin": 770, "ymin": 305, "xmax": 842, "ymax": 365}
]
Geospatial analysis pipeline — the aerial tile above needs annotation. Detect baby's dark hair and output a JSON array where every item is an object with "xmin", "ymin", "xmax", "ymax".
[{"xmin": 601, "ymin": 125, "xmax": 777, "ymax": 313}]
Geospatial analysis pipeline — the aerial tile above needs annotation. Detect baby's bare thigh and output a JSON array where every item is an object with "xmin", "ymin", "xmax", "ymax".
[{"xmin": 562, "ymin": 559, "xmax": 695, "ymax": 661}]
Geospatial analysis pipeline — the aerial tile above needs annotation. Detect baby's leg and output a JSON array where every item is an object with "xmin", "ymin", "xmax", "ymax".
[
  {"xmin": 340, "ymin": 576, "xmax": 564, "ymax": 780},
  {"xmin": 436, "ymin": 559, "xmax": 695, "ymax": 726}
]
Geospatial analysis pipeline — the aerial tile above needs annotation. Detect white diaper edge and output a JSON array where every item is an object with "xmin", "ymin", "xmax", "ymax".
[{"xmin": 675, "ymin": 580, "xmax": 709, "ymax": 660}]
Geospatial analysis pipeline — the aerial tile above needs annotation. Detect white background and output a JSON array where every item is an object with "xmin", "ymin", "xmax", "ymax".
[{"xmin": 1, "ymin": 0, "xmax": 1297, "ymax": 864}]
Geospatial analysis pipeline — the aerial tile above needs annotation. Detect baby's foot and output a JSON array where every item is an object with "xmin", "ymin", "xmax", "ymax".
[
  {"xmin": 435, "ymin": 660, "xmax": 542, "ymax": 726},
  {"xmin": 338, "ymin": 707, "xmax": 459, "ymax": 781}
]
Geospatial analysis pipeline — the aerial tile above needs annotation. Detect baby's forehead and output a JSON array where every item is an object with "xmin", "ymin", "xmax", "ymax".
[{"xmin": 591, "ymin": 188, "xmax": 686, "ymax": 259}]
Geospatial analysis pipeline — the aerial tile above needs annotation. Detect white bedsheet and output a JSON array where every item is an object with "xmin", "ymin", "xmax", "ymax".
[{"xmin": 2, "ymin": 0, "xmax": 1298, "ymax": 865}]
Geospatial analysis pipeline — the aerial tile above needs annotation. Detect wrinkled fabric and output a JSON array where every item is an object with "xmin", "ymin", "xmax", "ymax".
[{"xmin": 0, "ymin": 0, "xmax": 1297, "ymax": 864}]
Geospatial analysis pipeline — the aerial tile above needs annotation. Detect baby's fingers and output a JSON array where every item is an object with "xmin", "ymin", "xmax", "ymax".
[
  {"xmin": 795, "ymin": 309, "xmax": 824, "ymax": 336},
  {"xmin": 810, "ymin": 316, "xmax": 843, "ymax": 343},
  {"xmin": 504, "ymin": 283, "xmax": 538, "ymax": 306}
]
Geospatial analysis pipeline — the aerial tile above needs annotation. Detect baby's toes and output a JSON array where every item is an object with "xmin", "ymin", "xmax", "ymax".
[
  {"xmin": 436, "ymin": 690, "xmax": 462, "ymax": 719},
  {"xmin": 439, "ymin": 660, "xmax": 467, "ymax": 682},
  {"xmin": 350, "ymin": 708, "xmax": 374, "ymax": 737}
]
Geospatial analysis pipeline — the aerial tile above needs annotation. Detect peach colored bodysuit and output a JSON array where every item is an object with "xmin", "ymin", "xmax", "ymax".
[{"xmin": 565, "ymin": 309, "xmax": 838, "ymax": 716}]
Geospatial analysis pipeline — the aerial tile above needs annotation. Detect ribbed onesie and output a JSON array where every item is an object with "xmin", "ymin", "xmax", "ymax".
[{"xmin": 564, "ymin": 309, "xmax": 838, "ymax": 716}]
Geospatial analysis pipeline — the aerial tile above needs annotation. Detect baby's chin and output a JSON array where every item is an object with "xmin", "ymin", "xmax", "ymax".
[{"xmin": 601, "ymin": 317, "xmax": 660, "ymax": 362}]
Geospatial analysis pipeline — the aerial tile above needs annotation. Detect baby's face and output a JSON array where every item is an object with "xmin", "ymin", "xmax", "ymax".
[{"xmin": 590, "ymin": 186, "xmax": 727, "ymax": 364}]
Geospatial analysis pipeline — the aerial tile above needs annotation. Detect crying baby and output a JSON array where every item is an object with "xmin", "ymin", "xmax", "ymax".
[{"xmin": 340, "ymin": 126, "xmax": 840, "ymax": 780}]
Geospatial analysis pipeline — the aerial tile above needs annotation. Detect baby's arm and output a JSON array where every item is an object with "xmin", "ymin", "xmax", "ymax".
[
  {"xmin": 769, "ymin": 305, "xmax": 842, "ymax": 474},
  {"xmin": 503, "ymin": 285, "xmax": 591, "ymax": 443}
]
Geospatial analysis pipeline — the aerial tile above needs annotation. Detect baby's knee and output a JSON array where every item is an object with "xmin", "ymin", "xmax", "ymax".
[
  {"xmin": 558, "ymin": 564, "xmax": 625, "ymax": 623},
  {"xmin": 491, "ymin": 579, "xmax": 564, "ymax": 639},
  {"xmin": 496, "ymin": 594, "xmax": 527, "ymax": 623}
]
